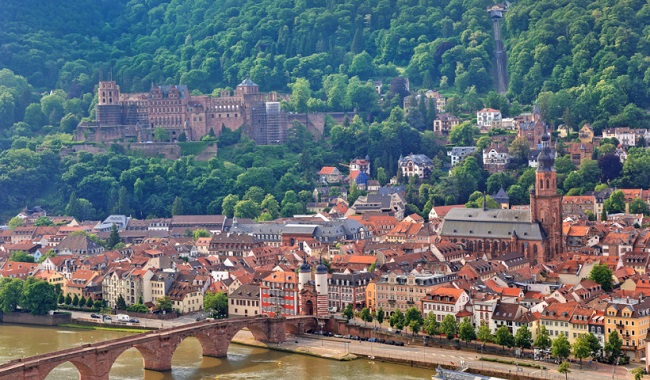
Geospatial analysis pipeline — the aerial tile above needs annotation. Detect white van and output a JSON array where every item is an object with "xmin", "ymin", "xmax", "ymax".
[{"xmin": 116, "ymin": 314, "xmax": 130, "ymax": 322}]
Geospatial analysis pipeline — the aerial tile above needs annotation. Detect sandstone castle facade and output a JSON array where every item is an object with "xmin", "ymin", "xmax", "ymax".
[{"xmin": 76, "ymin": 79, "xmax": 287, "ymax": 145}]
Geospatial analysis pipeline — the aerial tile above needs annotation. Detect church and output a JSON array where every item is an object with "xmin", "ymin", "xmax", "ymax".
[{"xmin": 439, "ymin": 134, "xmax": 562, "ymax": 264}]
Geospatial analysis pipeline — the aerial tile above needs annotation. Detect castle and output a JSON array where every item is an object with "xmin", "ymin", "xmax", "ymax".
[{"xmin": 75, "ymin": 79, "xmax": 287, "ymax": 145}]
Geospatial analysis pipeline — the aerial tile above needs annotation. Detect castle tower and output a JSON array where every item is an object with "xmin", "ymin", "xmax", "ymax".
[
  {"xmin": 530, "ymin": 134, "xmax": 563, "ymax": 262},
  {"xmin": 96, "ymin": 81, "xmax": 123, "ymax": 126},
  {"xmin": 98, "ymin": 81, "xmax": 120, "ymax": 105}
]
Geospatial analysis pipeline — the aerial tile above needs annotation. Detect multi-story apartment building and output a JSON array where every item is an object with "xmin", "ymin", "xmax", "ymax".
[
  {"xmin": 605, "ymin": 298, "xmax": 650, "ymax": 361},
  {"xmin": 374, "ymin": 271, "xmax": 456, "ymax": 314},
  {"xmin": 102, "ymin": 267, "xmax": 153, "ymax": 308},
  {"xmin": 539, "ymin": 302, "xmax": 578, "ymax": 339},
  {"xmin": 327, "ymin": 271, "xmax": 375, "ymax": 312},
  {"xmin": 229, "ymin": 284, "xmax": 261, "ymax": 317},
  {"xmin": 421, "ymin": 287, "xmax": 469, "ymax": 322},
  {"xmin": 260, "ymin": 271, "xmax": 300, "ymax": 317},
  {"xmin": 477, "ymin": 108, "xmax": 502, "ymax": 128}
]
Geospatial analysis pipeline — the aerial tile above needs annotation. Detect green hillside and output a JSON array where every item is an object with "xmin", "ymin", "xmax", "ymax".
[{"xmin": 0, "ymin": 0, "xmax": 650, "ymax": 222}]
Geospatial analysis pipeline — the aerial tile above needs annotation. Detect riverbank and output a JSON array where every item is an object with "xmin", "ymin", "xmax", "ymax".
[
  {"xmin": 232, "ymin": 330, "xmax": 357, "ymax": 361},
  {"xmin": 58, "ymin": 323, "xmax": 152, "ymax": 334},
  {"xmin": 232, "ymin": 331, "xmax": 635, "ymax": 380}
]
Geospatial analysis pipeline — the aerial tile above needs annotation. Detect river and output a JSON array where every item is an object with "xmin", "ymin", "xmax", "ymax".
[{"xmin": 0, "ymin": 324, "xmax": 433, "ymax": 379}]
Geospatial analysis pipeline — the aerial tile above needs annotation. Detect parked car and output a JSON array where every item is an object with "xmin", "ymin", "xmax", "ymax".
[
  {"xmin": 368, "ymin": 338, "xmax": 377, "ymax": 343},
  {"xmin": 385, "ymin": 340, "xmax": 395, "ymax": 345},
  {"xmin": 395, "ymin": 329, "xmax": 402, "ymax": 334},
  {"xmin": 325, "ymin": 332, "xmax": 333, "ymax": 337},
  {"xmin": 377, "ymin": 338, "xmax": 386, "ymax": 344},
  {"xmin": 395, "ymin": 341, "xmax": 404, "ymax": 346},
  {"xmin": 343, "ymin": 334, "xmax": 351, "ymax": 339},
  {"xmin": 90, "ymin": 313, "xmax": 101, "ymax": 319},
  {"xmin": 103, "ymin": 316, "xmax": 112, "ymax": 322},
  {"xmin": 334, "ymin": 334, "xmax": 343, "ymax": 338},
  {"xmin": 129, "ymin": 318, "xmax": 140, "ymax": 323}
]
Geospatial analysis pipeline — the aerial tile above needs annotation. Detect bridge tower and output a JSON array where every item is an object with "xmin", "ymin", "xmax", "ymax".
[{"xmin": 315, "ymin": 258, "xmax": 329, "ymax": 318}]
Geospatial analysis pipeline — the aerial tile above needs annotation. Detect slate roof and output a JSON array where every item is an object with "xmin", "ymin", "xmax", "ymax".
[
  {"xmin": 239, "ymin": 78, "xmax": 258, "ymax": 87},
  {"xmin": 398, "ymin": 154, "xmax": 432, "ymax": 166},
  {"xmin": 230, "ymin": 284, "xmax": 260, "ymax": 300},
  {"xmin": 492, "ymin": 187, "xmax": 509, "ymax": 203},
  {"xmin": 449, "ymin": 146, "xmax": 477, "ymax": 156},
  {"xmin": 150, "ymin": 85, "xmax": 189, "ymax": 98},
  {"xmin": 440, "ymin": 208, "xmax": 544, "ymax": 240}
]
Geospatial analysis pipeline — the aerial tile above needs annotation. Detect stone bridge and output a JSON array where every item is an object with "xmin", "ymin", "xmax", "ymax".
[{"xmin": 0, "ymin": 316, "xmax": 319, "ymax": 380}]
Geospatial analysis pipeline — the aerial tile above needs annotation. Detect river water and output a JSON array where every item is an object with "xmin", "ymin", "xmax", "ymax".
[{"xmin": 0, "ymin": 324, "xmax": 432, "ymax": 379}]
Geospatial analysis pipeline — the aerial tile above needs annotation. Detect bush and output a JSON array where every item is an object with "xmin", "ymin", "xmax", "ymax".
[
  {"xmin": 479, "ymin": 357, "xmax": 546, "ymax": 370},
  {"xmin": 127, "ymin": 304, "xmax": 149, "ymax": 313}
]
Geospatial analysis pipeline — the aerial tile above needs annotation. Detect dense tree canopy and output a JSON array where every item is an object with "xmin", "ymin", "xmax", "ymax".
[{"xmin": 0, "ymin": 0, "xmax": 650, "ymax": 223}]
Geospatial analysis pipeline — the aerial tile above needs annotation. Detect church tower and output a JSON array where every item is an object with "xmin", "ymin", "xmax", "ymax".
[{"xmin": 530, "ymin": 134, "xmax": 563, "ymax": 262}]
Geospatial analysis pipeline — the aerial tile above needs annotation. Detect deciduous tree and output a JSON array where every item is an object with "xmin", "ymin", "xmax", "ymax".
[
  {"xmin": 477, "ymin": 321, "xmax": 493, "ymax": 343},
  {"xmin": 551, "ymin": 333, "xmax": 571, "ymax": 361},
  {"xmin": 495, "ymin": 326, "xmax": 515, "ymax": 350},
  {"xmin": 589, "ymin": 264, "xmax": 613, "ymax": 292},
  {"xmin": 534, "ymin": 325, "xmax": 551, "ymax": 350},
  {"xmin": 157, "ymin": 296, "xmax": 174, "ymax": 313},
  {"xmin": 458, "ymin": 317, "xmax": 476, "ymax": 345},
  {"xmin": 440, "ymin": 314, "xmax": 458, "ymax": 340},
  {"xmin": 515, "ymin": 324, "xmax": 532, "ymax": 350},
  {"xmin": 0, "ymin": 278, "xmax": 24, "ymax": 313},
  {"xmin": 389, "ymin": 309, "xmax": 405, "ymax": 329},
  {"xmin": 21, "ymin": 278, "xmax": 57, "ymax": 315}
]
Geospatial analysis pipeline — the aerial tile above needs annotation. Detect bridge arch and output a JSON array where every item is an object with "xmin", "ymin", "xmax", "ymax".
[
  {"xmin": 42, "ymin": 358, "xmax": 94, "ymax": 379},
  {"xmin": 108, "ymin": 347, "xmax": 146, "ymax": 379}
]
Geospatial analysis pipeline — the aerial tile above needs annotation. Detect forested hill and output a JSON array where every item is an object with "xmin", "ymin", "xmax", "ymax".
[
  {"xmin": 3, "ymin": 0, "xmax": 649, "ymax": 118},
  {"xmin": 504, "ymin": 0, "xmax": 650, "ymax": 130},
  {"xmin": 0, "ymin": 0, "xmax": 650, "ymax": 222},
  {"xmin": 0, "ymin": 0, "xmax": 494, "ymax": 95}
]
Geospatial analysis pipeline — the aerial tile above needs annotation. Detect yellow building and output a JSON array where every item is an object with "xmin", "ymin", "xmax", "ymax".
[
  {"xmin": 539, "ymin": 302, "xmax": 578, "ymax": 341},
  {"xmin": 605, "ymin": 298, "xmax": 650, "ymax": 361},
  {"xmin": 365, "ymin": 279, "xmax": 376, "ymax": 311},
  {"xmin": 168, "ymin": 282, "xmax": 203, "ymax": 314},
  {"xmin": 34, "ymin": 269, "xmax": 66, "ymax": 290},
  {"xmin": 568, "ymin": 306, "xmax": 595, "ymax": 344}
]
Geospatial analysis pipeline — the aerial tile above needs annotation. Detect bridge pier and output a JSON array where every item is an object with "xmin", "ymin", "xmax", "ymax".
[
  {"xmin": 137, "ymin": 339, "xmax": 175, "ymax": 372},
  {"xmin": 195, "ymin": 332, "xmax": 229, "ymax": 358},
  {"xmin": 264, "ymin": 318, "xmax": 287, "ymax": 343}
]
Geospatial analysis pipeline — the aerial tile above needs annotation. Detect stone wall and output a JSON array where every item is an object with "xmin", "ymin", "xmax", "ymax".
[
  {"xmin": 129, "ymin": 143, "xmax": 181, "ymax": 160},
  {"xmin": 115, "ymin": 309, "xmax": 180, "ymax": 320},
  {"xmin": 286, "ymin": 112, "xmax": 358, "ymax": 141},
  {"xmin": 0, "ymin": 311, "xmax": 71, "ymax": 326}
]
